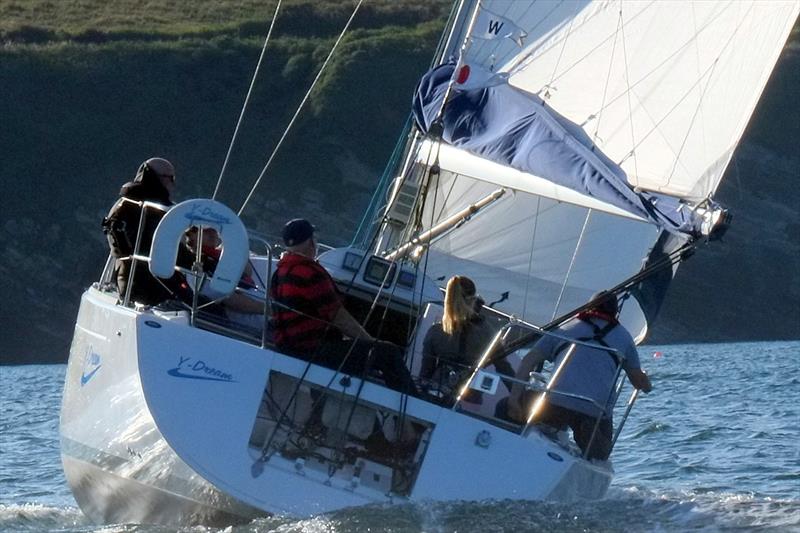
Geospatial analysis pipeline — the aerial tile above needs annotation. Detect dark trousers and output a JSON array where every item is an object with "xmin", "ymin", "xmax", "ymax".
[
  {"xmin": 538, "ymin": 403, "xmax": 613, "ymax": 460},
  {"xmin": 494, "ymin": 398, "xmax": 613, "ymax": 460},
  {"xmin": 116, "ymin": 259, "xmax": 190, "ymax": 306},
  {"xmin": 299, "ymin": 338, "xmax": 417, "ymax": 395}
]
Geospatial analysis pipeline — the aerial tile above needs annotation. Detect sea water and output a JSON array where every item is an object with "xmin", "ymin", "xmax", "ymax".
[{"xmin": 1, "ymin": 341, "xmax": 798, "ymax": 532}]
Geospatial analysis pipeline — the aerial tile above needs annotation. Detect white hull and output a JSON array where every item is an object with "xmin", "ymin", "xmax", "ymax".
[
  {"xmin": 60, "ymin": 289, "xmax": 263, "ymax": 525},
  {"xmin": 61, "ymin": 287, "xmax": 612, "ymax": 524}
]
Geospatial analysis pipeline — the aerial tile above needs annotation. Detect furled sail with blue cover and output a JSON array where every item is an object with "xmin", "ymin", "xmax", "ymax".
[
  {"xmin": 412, "ymin": 62, "xmax": 699, "ymax": 235},
  {"xmin": 450, "ymin": 0, "xmax": 798, "ymax": 203},
  {"xmin": 375, "ymin": 0, "xmax": 797, "ymax": 339}
]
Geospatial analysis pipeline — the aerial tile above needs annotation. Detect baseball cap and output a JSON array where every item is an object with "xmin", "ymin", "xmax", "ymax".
[{"xmin": 282, "ymin": 218, "xmax": 315, "ymax": 246}]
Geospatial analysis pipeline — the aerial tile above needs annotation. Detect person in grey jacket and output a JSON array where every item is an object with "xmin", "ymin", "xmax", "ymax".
[
  {"xmin": 507, "ymin": 292, "xmax": 652, "ymax": 460},
  {"xmin": 421, "ymin": 276, "xmax": 514, "ymax": 402}
]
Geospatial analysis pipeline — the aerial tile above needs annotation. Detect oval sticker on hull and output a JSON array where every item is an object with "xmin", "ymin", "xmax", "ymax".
[
  {"xmin": 144, "ymin": 320, "xmax": 162, "ymax": 328},
  {"xmin": 547, "ymin": 451, "xmax": 564, "ymax": 462}
]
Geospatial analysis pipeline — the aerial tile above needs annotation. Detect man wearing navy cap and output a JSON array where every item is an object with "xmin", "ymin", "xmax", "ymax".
[{"xmin": 270, "ymin": 218, "xmax": 416, "ymax": 394}]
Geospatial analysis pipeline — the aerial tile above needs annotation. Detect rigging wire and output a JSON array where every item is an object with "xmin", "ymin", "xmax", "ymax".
[
  {"xmin": 543, "ymin": 0, "xmax": 580, "ymax": 97},
  {"xmin": 470, "ymin": 0, "xmax": 537, "ymax": 71},
  {"xmin": 616, "ymin": 1, "xmax": 750, "ymax": 184},
  {"xmin": 439, "ymin": 0, "xmax": 471, "ymax": 63},
  {"xmin": 513, "ymin": 0, "xmax": 734, "ymax": 189},
  {"xmin": 591, "ymin": 0, "xmax": 731, "ymax": 118},
  {"xmin": 663, "ymin": 0, "xmax": 756, "ymax": 190},
  {"xmin": 689, "ymin": 3, "xmax": 709, "ymax": 174},
  {"xmin": 486, "ymin": 238, "xmax": 697, "ymax": 365},
  {"xmin": 551, "ymin": 208, "xmax": 592, "ymax": 321},
  {"xmin": 212, "ymin": 0, "xmax": 282, "ymax": 201},
  {"xmin": 407, "ymin": 142, "xmax": 442, "ymax": 390},
  {"xmin": 520, "ymin": 195, "xmax": 541, "ymax": 320},
  {"xmin": 257, "ymin": 144, "xmax": 436, "ymax": 462},
  {"xmin": 618, "ymin": 3, "xmax": 640, "ymax": 186},
  {"xmin": 400, "ymin": 140, "xmax": 442, "ymax": 380},
  {"xmin": 333, "ymin": 256, "xmax": 411, "ymax": 457},
  {"xmin": 352, "ymin": 117, "xmax": 413, "ymax": 248},
  {"xmin": 237, "ymin": 0, "xmax": 365, "ymax": 217},
  {"xmin": 518, "ymin": 0, "xmax": 657, "ymax": 83},
  {"xmin": 592, "ymin": 6, "xmax": 621, "ymax": 141},
  {"xmin": 506, "ymin": 0, "xmax": 576, "ymax": 76}
]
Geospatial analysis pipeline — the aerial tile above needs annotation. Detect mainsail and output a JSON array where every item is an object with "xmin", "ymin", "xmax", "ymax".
[{"xmin": 374, "ymin": 0, "xmax": 797, "ymax": 340}]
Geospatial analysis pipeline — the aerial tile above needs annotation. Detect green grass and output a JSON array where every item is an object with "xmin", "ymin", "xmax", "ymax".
[
  {"xmin": 0, "ymin": 0, "xmax": 450, "ymax": 43},
  {"xmin": 0, "ymin": 0, "xmax": 451, "ymax": 361},
  {"xmin": 0, "ymin": 0, "xmax": 448, "ymax": 245}
]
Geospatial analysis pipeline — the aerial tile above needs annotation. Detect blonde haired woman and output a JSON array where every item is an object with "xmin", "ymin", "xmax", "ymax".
[{"xmin": 421, "ymin": 276, "xmax": 514, "ymax": 401}]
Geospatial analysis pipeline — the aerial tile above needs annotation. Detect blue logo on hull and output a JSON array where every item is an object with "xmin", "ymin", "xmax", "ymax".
[
  {"xmin": 167, "ymin": 356, "xmax": 236, "ymax": 383},
  {"xmin": 184, "ymin": 204, "xmax": 231, "ymax": 225},
  {"xmin": 80, "ymin": 366, "xmax": 101, "ymax": 386},
  {"xmin": 80, "ymin": 346, "xmax": 102, "ymax": 387}
]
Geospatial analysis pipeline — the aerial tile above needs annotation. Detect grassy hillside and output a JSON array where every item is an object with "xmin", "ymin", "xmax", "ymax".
[
  {"xmin": 0, "ymin": 0, "xmax": 449, "ymax": 363},
  {"xmin": 0, "ymin": 0, "xmax": 448, "ymax": 42},
  {"xmin": 0, "ymin": 1, "xmax": 797, "ymax": 363}
]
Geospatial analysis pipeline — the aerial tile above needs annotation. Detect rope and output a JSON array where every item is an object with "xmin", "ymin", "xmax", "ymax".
[
  {"xmin": 544, "ymin": 0, "xmax": 580, "ymax": 96},
  {"xmin": 212, "ymin": 0, "xmax": 282, "ymax": 200},
  {"xmin": 238, "ymin": 0, "xmax": 365, "ymax": 217},
  {"xmin": 619, "ymin": 4, "xmax": 640, "ymax": 186},
  {"xmin": 520, "ymin": 195, "xmax": 541, "ymax": 320},
  {"xmin": 507, "ymin": 1, "xmax": 580, "ymax": 76},
  {"xmin": 489, "ymin": 239, "xmax": 695, "ymax": 363},
  {"xmin": 551, "ymin": 208, "xmax": 592, "ymax": 320},
  {"xmin": 593, "ymin": 7, "xmax": 621, "ymax": 141},
  {"xmin": 663, "ymin": 0, "xmax": 755, "ymax": 190},
  {"xmin": 518, "ymin": 1, "xmax": 656, "ymax": 85}
]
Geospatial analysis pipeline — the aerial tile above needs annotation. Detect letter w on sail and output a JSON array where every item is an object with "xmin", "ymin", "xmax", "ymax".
[{"xmin": 473, "ymin": 4, "xmax": 527, "ymax": 46}]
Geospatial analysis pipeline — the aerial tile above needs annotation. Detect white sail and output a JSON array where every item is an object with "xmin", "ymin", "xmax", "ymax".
[
  {"xmin": 385, "ymin": 0, "xmax": 797, "ymax": 337},
  {"xmin": 469, "ymin": 0, "xmax": 799, "ymax": 201},
  {"xmin": 415, "ymin": 167, "xmax": 656, "ymax": 338}
]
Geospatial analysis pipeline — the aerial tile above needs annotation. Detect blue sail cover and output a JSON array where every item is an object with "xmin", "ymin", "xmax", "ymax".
[{"xmin": 412, "ymin": 63, "xmax": 700, "ymax": 235}]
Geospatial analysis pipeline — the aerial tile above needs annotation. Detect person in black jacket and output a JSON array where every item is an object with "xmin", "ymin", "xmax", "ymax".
[{"xmin": 102, "ymin": 157, "xmax": 189, "ymax": 306}]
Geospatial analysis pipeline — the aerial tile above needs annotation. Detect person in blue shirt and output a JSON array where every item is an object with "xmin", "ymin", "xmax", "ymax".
[{"xmin": 506, "ymin": 292, "xmax": 652, "ymax": 460}]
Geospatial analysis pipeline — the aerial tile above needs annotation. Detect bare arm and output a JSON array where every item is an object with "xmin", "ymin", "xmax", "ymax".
[{"xmin": 332, "ymin": 307, "xmax": 375, "ymax": 342}]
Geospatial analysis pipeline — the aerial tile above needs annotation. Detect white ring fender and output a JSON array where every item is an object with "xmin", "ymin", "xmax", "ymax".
[{"xmin": 149, "ymin": 199, "xmax": 248, "ymax": 297}]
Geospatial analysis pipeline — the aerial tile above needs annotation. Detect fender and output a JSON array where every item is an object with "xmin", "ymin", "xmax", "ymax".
[{"xmin": 150, "ymin": 199, "xmax": 249, "ymax": 297}]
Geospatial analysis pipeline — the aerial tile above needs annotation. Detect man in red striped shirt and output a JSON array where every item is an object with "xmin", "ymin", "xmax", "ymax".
[{"xmin": 270, "ymin": 219, "xmax": 416, "ymax": 394}]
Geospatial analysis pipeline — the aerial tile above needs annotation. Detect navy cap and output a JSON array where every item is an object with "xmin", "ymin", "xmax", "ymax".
[{"xmin": 282, "ymin": 218, "xmax": 315, "ymax": 246}]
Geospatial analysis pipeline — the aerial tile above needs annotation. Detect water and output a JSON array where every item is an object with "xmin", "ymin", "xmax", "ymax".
[{"xmin": 1, "ymin": 341, "xmax": 798, "ymax": 532}]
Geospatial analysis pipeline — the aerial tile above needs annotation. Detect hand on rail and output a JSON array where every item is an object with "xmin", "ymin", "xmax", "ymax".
[{"xmin": 628, "ymin": 368, "xmax": 652, "ymax": 393}]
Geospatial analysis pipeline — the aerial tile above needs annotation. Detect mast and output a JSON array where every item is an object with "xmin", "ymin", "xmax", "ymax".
[
  {"xmin": 371, "ymin": 0, "xmax": 798, "ymax": 341},
  {"xmin": 372, "ymin": 0, "xmax": 479, "ymax": 256}
]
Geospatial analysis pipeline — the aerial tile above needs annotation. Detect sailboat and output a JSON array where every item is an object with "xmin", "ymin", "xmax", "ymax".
[{"xmin": 60, "ymin": 0, "xmax": 798, "ymax": 526}]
